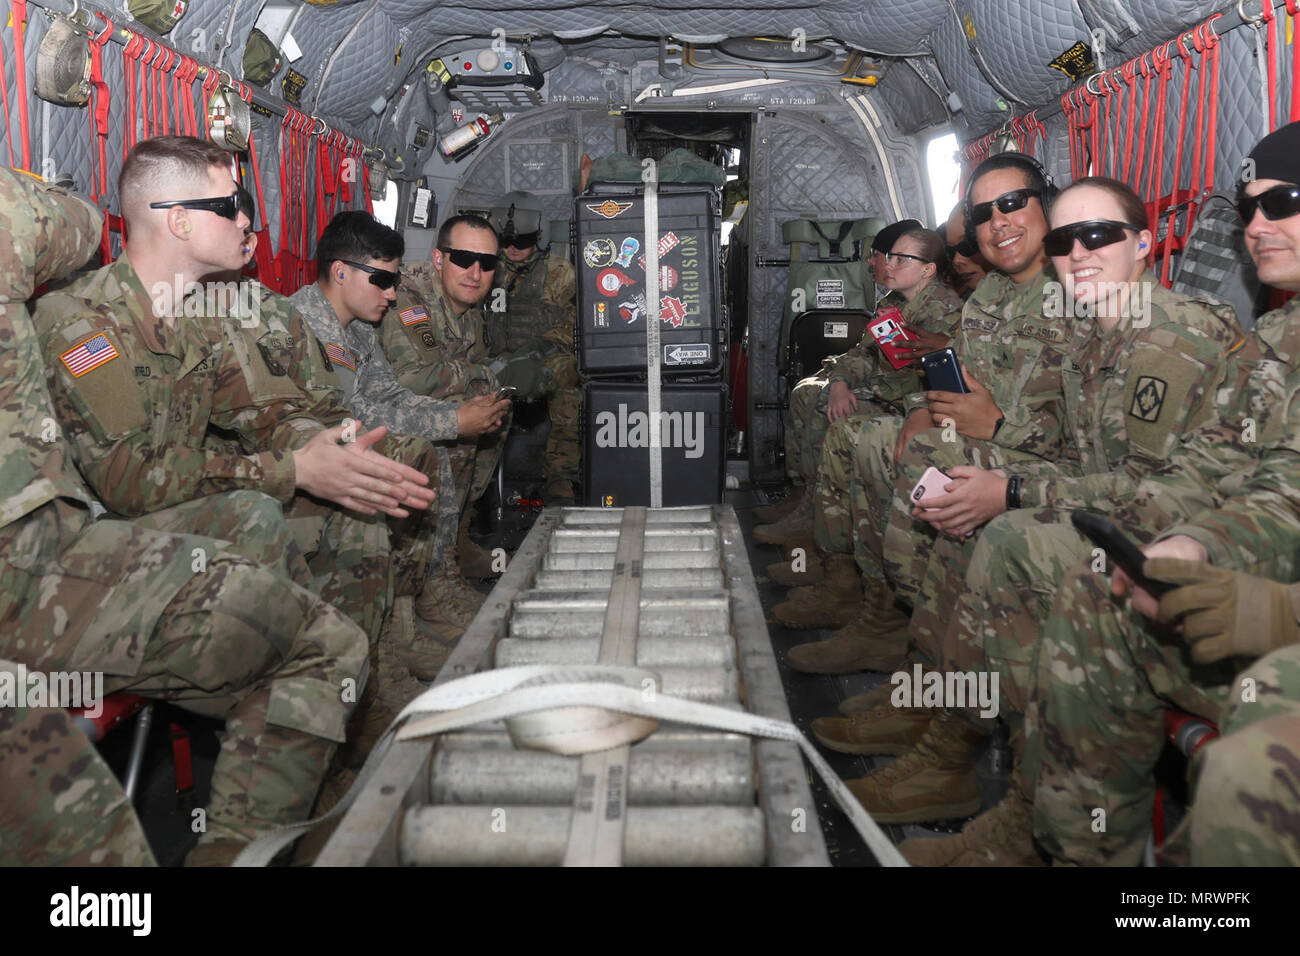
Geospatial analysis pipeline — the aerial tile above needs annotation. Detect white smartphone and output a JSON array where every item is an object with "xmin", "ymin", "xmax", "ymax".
[{"xmin": 909, "ymin": 466, "xmax": 952, "ymax": 510}]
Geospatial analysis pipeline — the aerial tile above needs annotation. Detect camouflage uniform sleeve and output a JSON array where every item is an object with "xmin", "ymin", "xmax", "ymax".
[
  {"xmin": 1018, "ymin": 318, "xmax": 1231, "ymax": 510},
  {"xmin": 1117, "ymin": 313, "xmax": 1279, "ymax": 535},
  {"xmin": 352, "ymin": 321, "xmax": 461, "ymax": 442},
  {"xmin": 865, "ymin": 283, "xmax": 964, "ymax": 403},
  {"xmin": 1157, "ymin": 309, "xmax": 1300, "ymax": 578},
  {"xmin": 35, "ymin": 298, "xmax": 303, "ymax": 516},
  {"xmin": 213, "ymin": 291, "xmax": 347, "ymax": 453},
  {"xmin": 5, "ymin": 170, "xmax": 101, "ymax": 298}
]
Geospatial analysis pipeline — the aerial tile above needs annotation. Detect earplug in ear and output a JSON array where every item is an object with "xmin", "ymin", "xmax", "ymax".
[
  {"xmin": 1138, "ymin": 242, "xmax": 1147, "ymax": 250},
  {"xmin": 338, "ymin": 272, "xmax": 345, "ymax": 280}
]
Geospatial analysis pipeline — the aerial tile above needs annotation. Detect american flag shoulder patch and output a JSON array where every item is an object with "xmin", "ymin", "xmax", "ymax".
[
  {"xmin": 399, "ymin": 305, "xmax": 429, "ymax": 326},
  {"xmin": 60, "ymin": 333, "xmax": 121, "ymax": 378},
  {"xmin": 325, "ymin": 342, "xmax": 356, "ymax": 370}
]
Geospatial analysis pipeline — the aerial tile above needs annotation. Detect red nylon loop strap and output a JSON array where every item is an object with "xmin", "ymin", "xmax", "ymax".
[{"xmin": 11, "ymin": 0, "xmax": 32, "ymax": 171}]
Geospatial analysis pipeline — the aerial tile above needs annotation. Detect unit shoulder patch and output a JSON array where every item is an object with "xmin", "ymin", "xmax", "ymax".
[{"xmin": 1129, "ymin": 375, "xmax": 1167, "ymax": 423}]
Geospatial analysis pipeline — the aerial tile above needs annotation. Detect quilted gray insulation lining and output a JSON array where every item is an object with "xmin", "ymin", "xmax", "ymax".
[
  {"xmin": 930, "ymin": 7, "xmax": 1007, "ymax": 138},
  {"xmin": 959, "ymin": 0, "xmax": 1093, "ymax": 106},
  {"xmin": 874, "ymin": 59, "xmax": 950, "ymax": 134}
]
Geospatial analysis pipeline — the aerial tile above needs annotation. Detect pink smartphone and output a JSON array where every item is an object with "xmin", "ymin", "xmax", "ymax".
[{"xmin": 910, "ymin": 466, "xmax": 951, "ymax": 510}]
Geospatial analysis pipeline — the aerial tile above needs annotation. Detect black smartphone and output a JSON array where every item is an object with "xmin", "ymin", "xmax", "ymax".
[
  {"xmin": 921, "ymin": 348, "xmax": 969, "ymax": 394},
  {"xmin": 1069, "ymin": 510, "xmax": 1173, "ymax": 597}
]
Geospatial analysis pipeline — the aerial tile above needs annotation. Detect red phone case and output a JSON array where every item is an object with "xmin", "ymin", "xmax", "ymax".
[{"xmin": 868, "ymin": 306, "xmax": 918, "ymax": 370}]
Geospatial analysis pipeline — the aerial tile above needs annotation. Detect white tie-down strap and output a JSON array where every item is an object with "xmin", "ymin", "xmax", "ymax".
[{"xmin": 233, "ymin": 665, "xmax": 908, "ymax": 867}]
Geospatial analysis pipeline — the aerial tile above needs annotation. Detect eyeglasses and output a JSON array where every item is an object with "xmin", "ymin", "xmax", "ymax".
[
  {"xmin": 440, "ymin": 247, "xmax": 500, "ymax": 272},
  {"xmin": 1043, "ymin": 219, "xmax": 1140, "ymax": 257},
  {"xmin": 969, "ymin": 188, "xmax": 1042, "ymax": 227},
  {"xmin": 149, "ymin": 192, "xmax": 241, "ymax": 220},
  {"xmin": 503, "ymin": 232, "xmax": 539, "ymax": 251},
  {"xmin": 945, "ymin": 239, "xmax": 977, "ymax": 260},
  {"xmin": 340, "ymin": 259, "xmax": 402, "ymax": 290},
  {"xmin": 883, "ymin": 251, "xmax": 932, "ymax": 266},
  {"xmin": 1236, "ymin": 184, "xmax": 1300, "ymax": 224}
]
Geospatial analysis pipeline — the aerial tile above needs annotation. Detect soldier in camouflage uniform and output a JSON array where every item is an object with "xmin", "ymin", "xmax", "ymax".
[
  {"xmin": 770, "ymin": 229, "xmax": 964, "ymax": 651},
  {"xmin": 0, "ymin": 165, "xmax": 368, "ymax": 865},
  {"xmin": 783, "ymin": 157, "xmax": 1069, "ymax": 676},
  {"xmin": 829, "ymin": 179, "xmax": 1237, "ymax": 851},
  {"xmin": 292, "ymin": 211, "xmax": 509, "ymax": 673},
  {"xmin": 759, "ymin": 222, "xmax": 960, "ymax": 553},
  {"xmin": 756, "ymin": 219, "xmax": 905, "ymax": 536},
  {"xmin": 382, "ymin": 213, "xmax": 510, "ymax": 578},
  {"xmin": 1189, "ymin": 641, "xmax": 1300, "ymax": 866},
  {"xmin": 487, "ymin": 192, "xmax": 581, "ymax": 503},
  {"xmin": 1022, "ymin": 123, "xmax": 1300, "ymax": 865}
]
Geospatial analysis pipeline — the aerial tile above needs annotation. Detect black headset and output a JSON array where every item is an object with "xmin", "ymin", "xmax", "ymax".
[{"xmin": 963, "ymin": 151, "xmax": 1058, "ymax": 247}]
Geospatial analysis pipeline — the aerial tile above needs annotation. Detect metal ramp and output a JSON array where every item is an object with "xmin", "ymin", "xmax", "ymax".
[{"xmin": 317, "ymin": 504, "xmax": 831, "ymax": 866}]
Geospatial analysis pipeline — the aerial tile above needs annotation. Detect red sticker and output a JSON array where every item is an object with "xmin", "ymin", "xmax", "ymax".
[
  {"xmin": 659, "ymin": 296, "xmax": 687, "ymax": 328},
  {"xmin": 597, "ymin": 268, "xmax": 636, "ymax": 296}
]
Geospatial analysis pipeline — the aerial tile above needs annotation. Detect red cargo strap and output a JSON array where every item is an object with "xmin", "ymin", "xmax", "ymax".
[
  {"xmin": 11, "ymin": 0, "xmax": 31, "ymax": 171},
  {"xmin": 246, "ymin": 128, "xmax": 281, "ymax": 289},
  {"xmin": 1289, "ymin": 1, "xmax": 1300, "ymax": 122},
  {"xmin": 169, "ymin": 722, "xmax": 194, "ymax": 795}
]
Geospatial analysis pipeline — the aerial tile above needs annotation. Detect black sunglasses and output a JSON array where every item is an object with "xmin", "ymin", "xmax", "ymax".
[
  {"xmin": 503, "ymin": 232, "xmax": 539, "ymax": 251},
  {"xmin": 1043, "ymin": 219, "xmax": 1140, "ymax": 257},
  {"xmin": 1236, "ymin": 184, "xmax": 1300, "ymax": 224},
  {"xmin": 970, "ymin": 188, "xmax": 1042, "ymax": 227},
  {"xmin": 149, "ymin": 192, "xmax": 240, "ymax": 221},
  {"xmin": 945, "ymin": 239, "xmax": 977, "ymax": 259},
  {"xmin": 439, "ymin": 247, "xmax": 499, "ymax": 272},
  {"xmin": 340, "ymin": 259, "xmax": 401, "ymax": 290}
]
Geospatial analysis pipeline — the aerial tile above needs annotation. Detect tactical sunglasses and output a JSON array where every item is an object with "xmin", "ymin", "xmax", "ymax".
[
  {"xmin": 1043, "ymin": 219, "xmax": 1140, "ymax": 257},
  {"xmin": 969, "ymin": 188, "xmax": 1042, "ymax": 227},
  {"xmin": 945, "ymin": 239, "xmax": 977, "ymax": 259},
  {"xmin": 1236, "ymin": 184, "xmax": 1300, "ymax": 224},
  {"xmin": 503, "ymin": 231, "xmax": 540, "ymax": 250},
  {"xmin": 149, "ymin": 191, "xmax": 240, "ymax": 220},
  {"xmin": 439, "ymin": 247, "xmax": 500, "ymax": 272},
  {"xmin": 340, "ymin": 259, "xmax": 402, "ymax": 290},
  {"xmin": 883, "ymin": 251, "xmax": 932, "ymax": 266}
]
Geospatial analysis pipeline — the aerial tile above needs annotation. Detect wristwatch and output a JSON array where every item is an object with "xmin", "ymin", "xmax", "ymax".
[{"xmin": 1005, "ymin": 475, "xmax": 1022, "ymax": 510}]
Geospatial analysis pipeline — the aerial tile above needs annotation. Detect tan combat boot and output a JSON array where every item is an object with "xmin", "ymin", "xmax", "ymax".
[
  {"xmin": 765, "ymin": 541, "xmax": 827, "ymax": 587},
  {"xmin": 754, "ymin": 484, "xmax": 805, "ymax": 524},
  {"xmin": 415, "ymin": 552, "xmax": 486, "ymax": 633},
  {"xmin": 844, "ymin": 709, "xmax": 985, "ymax": 824},
  {"xmin": 458, "ymin": 512, "xmax": 500, "ymax": 580},
  {"xmin": 754, "ymin": 492, "xmax": 814, "ymax": 546},
  {"xmin": 898, "ymin": 774, "xmax": 1045, "ymax": 866},
  {"xmin": 839, "ymin": 656, "xmax": 920, "ymax": 714},
  {"xmin": 773, "ymin": 553, "xmax": 861, "ymax": 630},
  {"xmin": 786, "ymin": 578, "xmax": 910, "ymax": 673},
  {"xmin": 386, "ymin": 595, "xmax": 459, "ymax": 683},
  {"xmin": 811, "ymin": 702, "xmax": 933, "ymax": 756}
]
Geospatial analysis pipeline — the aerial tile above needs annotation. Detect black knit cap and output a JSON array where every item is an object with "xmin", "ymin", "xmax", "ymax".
[
  {"xmin": 872, "ymin": 218, "xmax": 923, "ymax": 255},
  {"xmin": 1246, "ymin": 121, "xmax": 1300, "ymax": 186}
]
